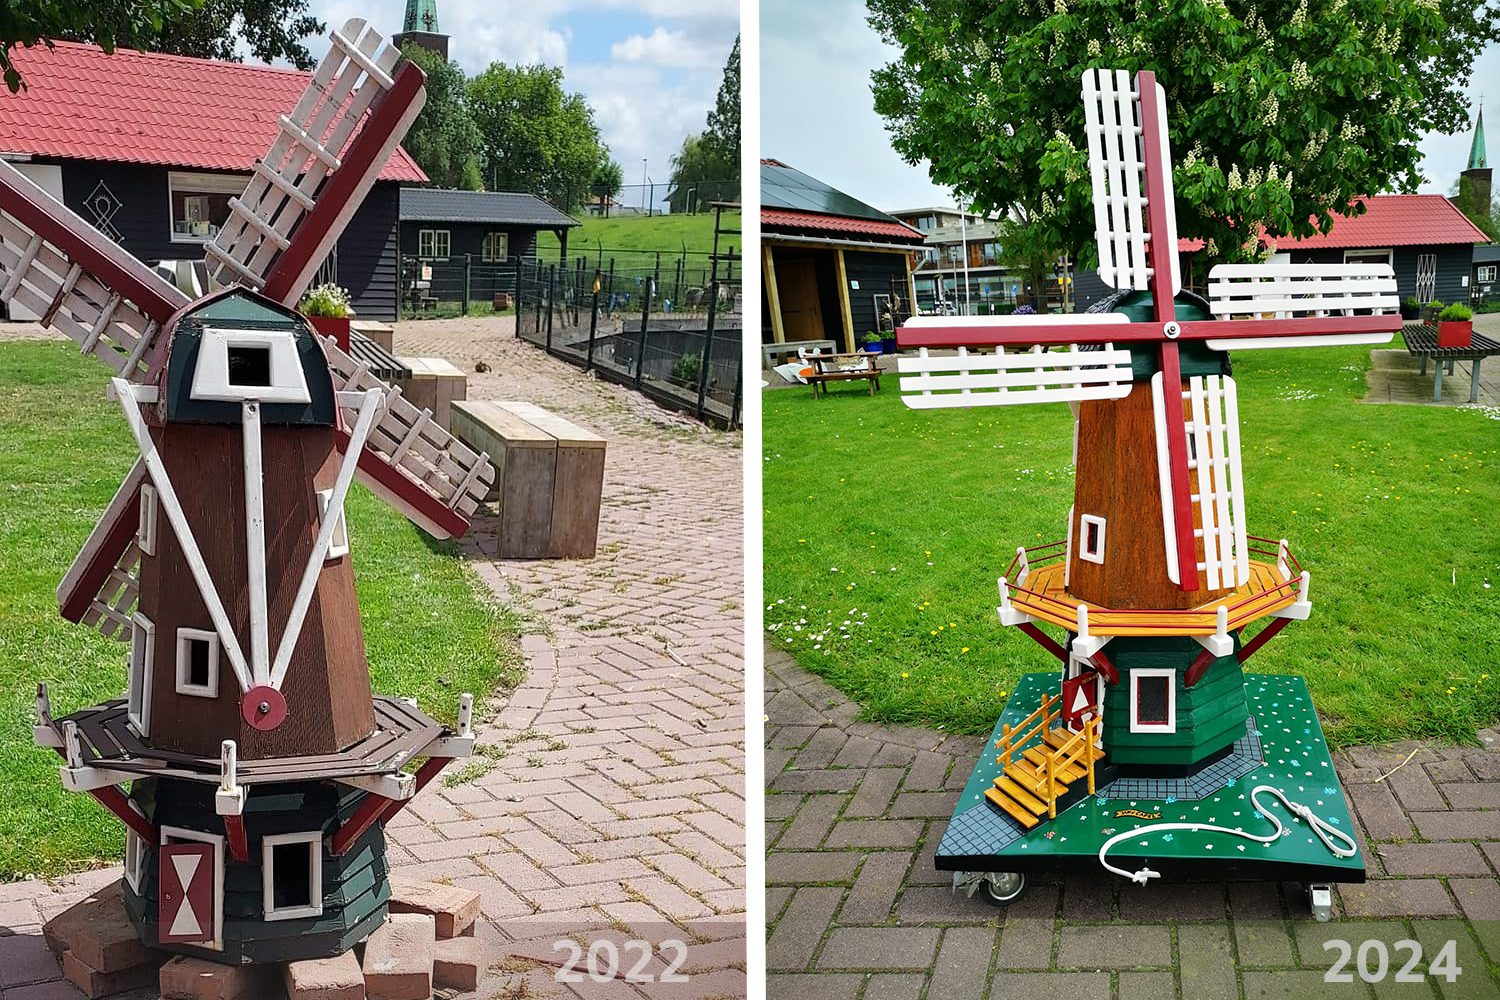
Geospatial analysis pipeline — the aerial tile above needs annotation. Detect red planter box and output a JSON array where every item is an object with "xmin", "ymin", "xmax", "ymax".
[
  {"xmin": 306, "ymin": 313, "xmax": 351, "ymax": 351},
  {"xmin": 1438, "ymin": 320, "xmax": 1472, "ymax": 349}
]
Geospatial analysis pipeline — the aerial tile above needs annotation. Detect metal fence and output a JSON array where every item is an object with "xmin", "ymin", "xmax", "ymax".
[{"xmin": 515, "ymin": 258, "xmax": 742, "ymax": 429}]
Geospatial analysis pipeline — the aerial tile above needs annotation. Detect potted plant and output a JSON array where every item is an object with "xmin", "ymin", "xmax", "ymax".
[
  {"xmin": 1400, "ymin": 296, "xmax": 1422, "ymax": 321},
  {"xmin": 861, "ymin": 332, "xmax": 882, "ymax": 355},
  {"xmin": 1422, "ymin": 300, "xmax": 1445, "ymax": 326},
  {"xmin": 299, "ymin": 283, "xmax": 353, "ymax": 350},
  {"xmin": 881, "ymin": 329, "xmax": 898, "ymax": 354},
  {"xmin": 1437, "ymin": 302, "xmax": 1473, "ymax": 348}
]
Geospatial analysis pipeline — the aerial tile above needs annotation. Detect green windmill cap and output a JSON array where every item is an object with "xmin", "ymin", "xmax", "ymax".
[{"xmin": 1470, "ymin": 106, "xmax": 1487, "ymax": 170}]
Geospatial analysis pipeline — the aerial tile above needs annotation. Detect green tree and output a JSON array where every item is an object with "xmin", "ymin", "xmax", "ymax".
[
  {"xmin": 591, "ymin": 156, "xmax": 624, "ymax": 216},
  {"xmin": 703, "ymin": 35, "xmax": 741, "ymax": 189},
  {"xmin": 467, "ymin": 63, "xmax": 606, "ymax": 210},
  {"xmin": 400, "ymin": 43, "xmax": 483, "ymax": 190},
  {"xmin": 148, "ymin": 0, "xmax": 324, "ymax": 69},
  {"xmin": 0, "ymin": 0, "xmax": 198, "ymax": 91},
  {"xmin": 1451, "ymin": 177, "xmax": 1499, "ymax": 242},
  {"xmin": 868, "ymin": 0, "xmax": 1500, "ymax": 271},
  {"xmin": 667, "ymin": 37, "xmax": 742, "ymax": 212},
  {"xmin": 994, "ymin": 208, "xmax": 1060, "ymax": 311}
]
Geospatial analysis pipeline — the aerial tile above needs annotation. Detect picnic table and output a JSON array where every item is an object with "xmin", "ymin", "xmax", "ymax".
[
  {"xmin": 1400, "ymin": 322, "xmax": 1500, "ymax": 402},
  {"xmin": 762, "ymin": 339, "xmax": 835, "ymax": 368},
  {"xmin": 806, "ymin": 351, "xmax": 882, "ymax": 399}
]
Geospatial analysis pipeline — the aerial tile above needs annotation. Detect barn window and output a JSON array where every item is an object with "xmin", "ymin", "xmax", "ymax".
[
  {"xmin": 1079, "ymin": 514, "xmax": 1106, "ymax": 565},
  {"xmin": 168, "ymin": 171, "xmax": 249, "ymax": 243},
  {"xmin": 317, "ymin": 488, "xmax": 350, "ymax": 560},
  {"xmin": 137, "ymin": 484, "xmax": 158, "ymax": 556},
  {"xmin": 1479, "ymin": 265, "xmax": 1497, "ymax": 283},
  {"xmin": 482, "ymin": 232, "xmax": 509, "ymax": 262},
  {"xmin": 262, "ymin": 832, "xmax": 323, "ymax": 921},
  {"xmin": 175, "ymin": 628, "xmax": 220, "ymax": 698},
  {"xmin": 1130, "ymin": 669, "xmax": 1176, "ymax": 734},
  {"xmin": 127, "ymin": 613, "xmax": 154, "ymax": 736},
  {"xmin": 418, "ymin": 229, "xmax": 450, "ymax": 260}
]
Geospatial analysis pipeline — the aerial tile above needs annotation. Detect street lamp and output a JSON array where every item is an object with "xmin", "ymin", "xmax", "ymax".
[{"xmin": 641, "ymin": 158, "xmax": 648, "ymax": 216}]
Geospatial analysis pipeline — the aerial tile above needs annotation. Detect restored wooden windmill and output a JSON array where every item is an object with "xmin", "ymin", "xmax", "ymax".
[
  {"xmin": 904, "ymin": 69, "xmax": 1389, "ymax": 911},
  {"xmin": 8, "ymin": 20, "xmax": 493, "ymax": 963}
]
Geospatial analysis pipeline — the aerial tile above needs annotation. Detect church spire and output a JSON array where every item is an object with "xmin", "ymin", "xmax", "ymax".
[
  {"xmin": 402, "ymin": 0, "xmax": 439, "ymax": 34},
  {"xmin": 1470, "ymin": 105, "xmax": 1487, "ymax": 170}
]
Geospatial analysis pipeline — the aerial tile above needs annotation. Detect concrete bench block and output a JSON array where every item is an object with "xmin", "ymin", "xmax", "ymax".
[{"xmin": 395, "ymin": 356, "xmax": 468, "ymax": 430}]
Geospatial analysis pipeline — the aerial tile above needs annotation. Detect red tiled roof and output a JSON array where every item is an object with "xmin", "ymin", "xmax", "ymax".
[
  {"xmin": 0, "ymin": 41, "xmax": 425, "ymax": 181},
  {"xmin": 762, "ymin": 208, "xmax": 924, "ymax": 242},
  {"xmin": 1176, "ymin": 194, "xmax": 1488, "ymax": 252}
]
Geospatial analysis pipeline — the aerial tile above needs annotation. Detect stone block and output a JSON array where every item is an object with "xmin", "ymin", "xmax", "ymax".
[
  {"xmin": 285, "ymin": 951, "xmax": 365, "ymax": 1000},
  {"xmin": 432, "ymin": 936, "xmax": 488, "ymax": 991},
  {"xmin": 61, "ymin": 948, "xmax": 162, "ymax": 998},
  {"xmin": 43, "ymin": 886, "xmax": 152, "ymax": 973},
  {"xmin": 387, "ymin": 879, "xmax": 480, "ymax": 939},
  {"xmin": 160, "ymin": 955, "xmax": 282, "ymax": 1000},
  {"xmin": 363, "ymin": 913, "xmax": 435, "ymax": 1000},
  {"xmin": 394, "ymin": 357, "xmax": 467, "ymax": 430}
]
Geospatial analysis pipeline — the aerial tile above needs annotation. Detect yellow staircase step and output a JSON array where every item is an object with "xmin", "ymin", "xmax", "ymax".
[
  {"xmin": 992, "ymin": 776, "xmax": 1048, "ymax": 815},
  {"xmin": 985, "ymin": 787, "xmax": 1039, "ymax": 828},
  {"xmin": 1044, "ymin": 728, "xmax": 1106, "ymax": 759},
  {"xmin": 1006, "ymin": 761, "xmax": 1070, "ymax": 800},
  {"xmin": 1022, "ymin": 747, "xmax": 1086, "ymax": 781}
]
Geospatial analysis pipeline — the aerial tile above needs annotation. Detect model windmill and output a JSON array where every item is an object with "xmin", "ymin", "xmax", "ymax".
[
  {"xmin": 8, "ymin": 20, "xmax": 493, "ymax": 963},
  {"xmin": 903, "ymin": 69, "xmax": 1385, "ymax": 913}
]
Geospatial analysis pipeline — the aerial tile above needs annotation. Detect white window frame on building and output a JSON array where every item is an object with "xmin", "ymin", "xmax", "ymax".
[
  {"xmin": 123, "ymin": 801, "xmax": 148, "ymax": 893},
  {"xmin": 481, "ymin": 231, "xmax": 509, "ymax": 262},
  {"xmin": 1343, "ymin": 248, "xmax": 1393, "ymax": 268},
  {"xmin": 262, "ymin": 831, "xmax": 325, "ymax": 921},
  {"xmin": 1129, "ymin": 668, "xmax": 1177, "ymax": 734},
  {"xmin": 136, "ymin": 484, "xmax": 158, "ymax": 556},
  {"xmin": 418, "ymin": 229, "xmax": 450, "ymax": 260},
  {"xmin": 167, "ymin": 171, "xmax": 250, "ymax": 245},
  {"xmin": 316, "ymin": 488, "xmax": 350, "ymax": 560},
  {"xmin": 127, "ymin": 612, "xmax": 155, "ymax": 736},
  {"xmin": 1479, "ymin": 265, "xmax": 1498, "ymax": 283},
  {"xmin": 175, "ymin": 627, "xmax": 221, "ymax": 699},
  {"xmin": 1079, "ymin": 514, "xmax": 1107, "ymax": 565},
  {"xmin": 190, "ymin": 327, "xmax": 311, "ymax": 405}
]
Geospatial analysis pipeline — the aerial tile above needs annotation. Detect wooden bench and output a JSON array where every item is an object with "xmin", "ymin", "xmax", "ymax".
[
  {"xmin": 1401, "ymin": 322, "xmax": 1500, "ymax": 402},
  {"xmin": 807, "ymin": 351, "xmax": 882, "ymax": 398},
  {"xmin": 762, "ymin": 339, "xmax": 835, "ymax": 369},
  {"xmin": 396, "ymin": 356, "xmax": 467, "ymax": 430},
  {"xmin": 449, "ymin": 400, "xmax": 606, "ymax": 559}
]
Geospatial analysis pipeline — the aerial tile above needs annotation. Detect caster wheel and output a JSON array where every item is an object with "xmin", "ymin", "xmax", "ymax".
[{"xmin": 981, "ymin": 872, "xmax": 1026, "ymax": 906}]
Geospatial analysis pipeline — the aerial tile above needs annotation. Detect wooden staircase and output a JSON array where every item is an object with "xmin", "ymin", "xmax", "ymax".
[{"xmin": 985, "ymin": 695, "xmax": 1103, "ymax": 829}]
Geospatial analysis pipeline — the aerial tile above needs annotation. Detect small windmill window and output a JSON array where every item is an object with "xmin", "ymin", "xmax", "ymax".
[
  {"xmin": 136, "ymin": 484, "xmax": 158, "ymax": 556},
  {"xmin": 175, "ymin": 628, "xmax": 220, "ymax": 698},
  {"xmin": 191, "ymin": 328, "xmax": 311, "ymax": 405},
  {"xmin": 123, "ymin": 801, "xmax": 147, "ymax": 893},
  {"xmin": 1130, "ymin": 668, "xmax": 1176, "ymax": 734},
  {"xmin": 1079, "ymin": 514, "xmax": 1106, "ymax": 565},
  {"xmin": 127, "ymin": 613, "xmax": 155, "ymax": 736},
  {"xmin": 262, "ymin": 832, "xmax": 323, "ymax": 921},
  {"xmin": 317, "ymin": 489, "xmax": 350, "ymax": 560}
]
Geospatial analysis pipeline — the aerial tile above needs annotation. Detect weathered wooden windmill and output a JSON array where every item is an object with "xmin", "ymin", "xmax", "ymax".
[
  {"xmin": 8, "ymin": 20, "xmax": 493, "ymax": 963},
  {"xmin": 903, "ymin": 69, "xmax": 1387, "ymax": 913}
]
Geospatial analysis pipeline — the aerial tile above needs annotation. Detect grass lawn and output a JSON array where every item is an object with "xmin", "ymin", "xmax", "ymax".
[
  {"xmin": 764, "ymin": 339, "xmax": 1500, "ymax": 748},
  {"xmin": 536, "ymin": 212, "xmax": 741, "ymax": 261},
  {"xmin": 0, "ymin": 341, "xmax": 526, "ymax": 881}
]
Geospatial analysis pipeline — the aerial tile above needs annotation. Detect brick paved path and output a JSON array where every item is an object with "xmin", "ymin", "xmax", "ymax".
[
  {"xmin": 766, "ymin": 642, "xmax": 1500, "ymax": 1000},
  {"xmin": 0, "ymin": 319, "xmax": 745, "ymax": 999}
]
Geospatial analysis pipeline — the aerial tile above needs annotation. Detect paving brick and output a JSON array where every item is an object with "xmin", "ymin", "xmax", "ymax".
[
  {"xmin": 765, "ymin": 852, "xmax": 861, "ymax": 885},
  {"xmin": 886, "ymin": 791, "xmax": 961, "ymax": 818},
  {"xmin": 1235, "ymin": 919, "xmax": 1294, "ymax": 968},
  {"xmin": 1385, "ymin": 764, "xmax": 1447, "ymax": 811},
  {"xmin": 432, "ymin": 936, "xmax": 489, "ymax": 991},
  {"xmin": 766, "ymin": 973, "xmax": 862, "ymax": 1000},
  {"xmin": 1060, "ymin": 878, "xmax": 1113, "ymax": 921},
  {"xmin": 844, "ymin": 769, "xmax": 902, "ymax": 819},
  {"xmin": 44, "ymin": 888, "xmax": 151, "ymax": 973},
  {"xmin": 767, "ymin": 887, "xmax": 842, "ymax": 971},
  {"xmin": 285, "ymin": 950, "xmax": 365, "ymax": 1000},
  {"xmin": 776, "ymin": 795, "xmax": 847, "ymax": 850},
  {"xmin": 1338, "ymin": 878, "xmax": 1457, "ymax": 918},
  {"xmin": 1058, "ymin": 924, "xmax": 1171, "ymax": 969},
  {"xmin": 991, "ymin": 972, "xmax": 1110, "ymax": 1000},
  {"xmin": 1426, "ymin": 760, "xmax": 1477, "ymax": 784},
  {"xmin": 61, "ymin": 949, "xmax": 161, "ymax": 998},
  {"xmin": 1348, "ymin": 784, "xmax": 1415, "ymax": 841},
  {"xmin": 1118, "ymin": 971, "xmax": 1176, "ymax": 1000},
  {"xmin": 6, "ymin": 982, "xmax": 98, "ymax": 1000},
  {"xmin": 1440, "ymin": 783, "xmax": 1500, "ymax": 809},
  {"xmin": 1409, "ymin": 920, "xmax": 1498, "ymax": 1000},
  {"xmin": 0, "ymin": 933, "xmax": 61, "ymax": 988},
  {"xmin": 994, "ymin": 919, "xmax": 1054, "ymax": 971},
  {"xmin": 1242, "ymin": 970, "xmax": 1366, "ymax": 999},
  {"xmin": 1117, "ymin": 881, "xmax": 1225, "ymax": 921},
  {"xmin": 822, "ymin": 819, "xmax": 923, "ymax": 849},
  {"xmin": 927, "ymin": 927, "xmax": 995, "ymax": 1000},
  {"xmin": 1178, "ymin": 922, "xmax": 1236, "ymax": 1000},
  {"xmin": 1451, "ymin": 877, "xmax": 1500, "ymax": 920},
  {"xmin": 837, "ymin": 852, "xmax": 911, "ymax": 924},
  {"xmin": 794, "ymin": 728, "xmax": 848, "ymax": 769},
  {"xmin": 1229, "ymin": 881, "xmax": 1284, "ymax": 920},
  {"xmin": 765, "ymin": 794, "xmax": 804, "ymax": 821},
  {"xmin": 1412, "ymin": 810, "xmax": 1500, "ymax": 841},
  {"xmin": 160, "ymin": 955, "xmax": 281, "ymax": 1000},
  {"xmin": 363, "ymin": 913, "xmax": 435, "ymax": 1000},
  {"xmin": 1379, "ymin": 842, "xmax": 1491, "ymax": 876},
  {"xmin": 387, "ymin": 878, "xmax": 481, "ymax": 939},
  {"xmin": 903, "ymin": 752, "xmax": 952, "ymax": 791},
  {"xmin": 815, "ymin": 927, "xmax": 941, "ymax": 970},
  {"xmin": 894, "ymin": 886, "xmax": 994, "ymax": 924},
  {"xmin": 862, "ymin": 972, "xmax": 927, "ymax": 1000}
]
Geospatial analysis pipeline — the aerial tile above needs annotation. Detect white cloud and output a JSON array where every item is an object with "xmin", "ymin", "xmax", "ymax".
[
  {"xmin": 569, "ymin": 62, "xmax": 710, "ymax": 182},
  {"xmin": 611, "ymin": 27, "xmax": 718, "ymax": 70}
]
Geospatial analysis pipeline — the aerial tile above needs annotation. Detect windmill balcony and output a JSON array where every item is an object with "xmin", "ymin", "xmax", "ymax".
[{"xmin": 999, "ymin": 536, "xmax": 1307, "ymax": 637}]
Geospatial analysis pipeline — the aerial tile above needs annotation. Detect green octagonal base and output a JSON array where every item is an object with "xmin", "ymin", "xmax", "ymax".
[{"xmin": 935, "ymin": 672, "xmax": 1366, "ymax": 885}]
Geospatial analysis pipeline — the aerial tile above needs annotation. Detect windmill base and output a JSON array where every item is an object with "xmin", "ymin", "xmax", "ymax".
[{"xmin": 935, "ymin": 672, "xmax": 1365, "ymax": 886}]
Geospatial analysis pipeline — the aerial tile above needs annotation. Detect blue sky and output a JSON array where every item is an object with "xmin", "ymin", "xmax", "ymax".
[
  {"xmin": 763, "ymin": 0, "xmax": 1496, "ymax": 215},
  {"xmin": 301, "ymin": 0, "xmax": 739, "ymax": 198}
]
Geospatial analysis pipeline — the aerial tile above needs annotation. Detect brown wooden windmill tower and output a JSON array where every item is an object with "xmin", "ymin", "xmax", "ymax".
[{"xmin": 7, "ymin": 19, "xmax": 495, "ymax": 965}]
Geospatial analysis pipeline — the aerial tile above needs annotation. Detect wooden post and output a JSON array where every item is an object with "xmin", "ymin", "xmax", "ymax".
[
  {"xmin": 834, "ymin": 248, "xmax": 856, "ymax": 353},
  {"xmin": 1046, "ymin": 751, "xmax": 1057, "ymax": 819},
  {"xmin": 763, "ymin": 244, "xmax": 785, "ymax": 344},
  {"xmin": 1000, "ymin": 723, "xmax": 1011, "ymax": 767},
  {"xmin": 905, "ymin": 250, "xmax": 918, "ymax": 319}
]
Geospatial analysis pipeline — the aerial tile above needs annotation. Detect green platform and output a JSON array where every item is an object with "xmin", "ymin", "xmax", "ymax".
[{"xmin": 935, "ymin": 672, "xmax": 1366, "ymax": 884}]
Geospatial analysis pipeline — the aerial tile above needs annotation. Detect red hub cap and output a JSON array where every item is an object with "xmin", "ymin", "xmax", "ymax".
[{"xmin": 241, "ymin": 686, "xmax": 288, "ymax": 731}]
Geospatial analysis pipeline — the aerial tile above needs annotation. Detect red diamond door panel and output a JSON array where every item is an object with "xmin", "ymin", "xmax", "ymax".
[{"xmin": 159, "ymin": 842, "xmax": 216, "ymax": 945}]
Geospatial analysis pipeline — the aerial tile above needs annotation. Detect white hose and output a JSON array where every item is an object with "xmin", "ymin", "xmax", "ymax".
[{"xmin": 1098, "ymin": 784, "xmax": 1357, "ymax": 884}]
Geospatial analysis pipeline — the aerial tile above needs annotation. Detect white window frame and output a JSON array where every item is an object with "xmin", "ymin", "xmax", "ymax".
[
  {"xmin": 482, "ymin": 231, "xmax": 509, "ymax": 263},
  {"xmin": 1343, "ymin": 248, "xmax": 1393, "ymax": 268},
  {"xmin": 1079, "ymin": 514, "xmax": 1107, "ymax": 565},
  {"xmin": 167, "ymin": 171, "xmax": 249, "ymax": 245},
  {"xmin": 128, "ymin": 613, "xmax": 154, "ymax": 737},
  {"xmin": 1479, "ymin": 265, "xmax": 1498, "ymax": 283},
  {"xmin": 190, "ymin": 327, "xmax": 311, "ymax": 405},
  {"xmin": 418, "ymin": 229, "xmax": 450, "ymax": 260},
  {"xmin": 262, "ymin": 831, "xmax": 324, "ymax": 921},
  {"xmin": 136, "ymin": 484, "xmax": 158, "ymax": 556},
  {"xmin": 123, "ymin": 801, "xmax": 147, "ymax": 894},
  {"xmin": 175, "ymin": 628, "xmax": 220, "ymax": 698},
  {"xmin": 316, "ymin": 488, "xmax": 350, "ymax": 560},
  {"xmin": 159, "ymin": 826, "xmax": 224, "ymax": 950},
  {"xmin": 1129, "ymin": 668, "xmax": 1177, "ymax": 734}
]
